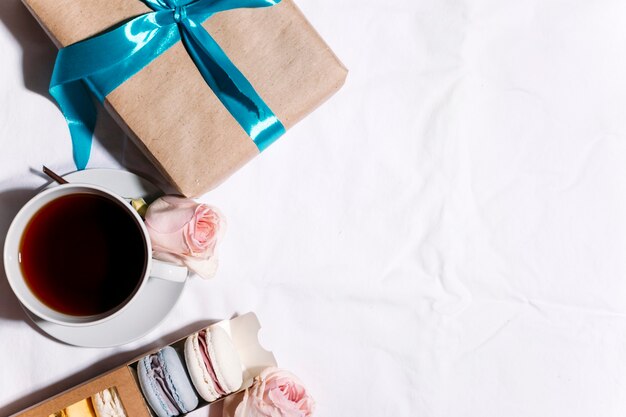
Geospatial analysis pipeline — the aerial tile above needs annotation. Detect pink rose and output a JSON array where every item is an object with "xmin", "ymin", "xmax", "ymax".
[
  {"xmin": 144, "ymin": 196, "xmax": 225, "ymax": 279},
  {"xmin": 233, "ymin": 368, "xmax": 315, "ymax": 417}
]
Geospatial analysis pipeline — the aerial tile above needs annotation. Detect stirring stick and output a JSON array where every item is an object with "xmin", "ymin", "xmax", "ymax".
[
  {"xmin": 42, "ymin": 166, "xmax": 69, "ymax": 185},
  {"xmin": 42, "ymin": 165, "xmax": 149, "ymax": 216}
]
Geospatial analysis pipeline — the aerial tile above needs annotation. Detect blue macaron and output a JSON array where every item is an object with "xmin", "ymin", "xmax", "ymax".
[{"xmin": 137, "ymin": 346, "xmax": 199, "ymax": 417}]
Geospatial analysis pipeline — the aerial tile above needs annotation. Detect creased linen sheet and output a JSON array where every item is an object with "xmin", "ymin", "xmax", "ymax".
[{"xmin": 2, "ymin": 0, "xmax": 626, "ymax": 416}]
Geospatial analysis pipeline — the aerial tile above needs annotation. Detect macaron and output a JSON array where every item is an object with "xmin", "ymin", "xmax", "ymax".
[
  {"xmin": 137, "ymin": 346, "xmax": 198, "ymax": 417},
  {"xmin": 184, "ymin": 326, "xmax": 243, "ymax": 402},
  {"xmin": 92, "ymin": 388, "xmax": 127, "ymax": 417},
  {"xmin": 52, "ymin": 399, "xmax": 95, "ymax": 417}
]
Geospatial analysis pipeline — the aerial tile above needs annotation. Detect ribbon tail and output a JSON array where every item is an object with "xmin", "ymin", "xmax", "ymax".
[
  {"xmin": 48, "ymin": 12, "xmax": 180, "ymax": 169},
  {"xmin": 181, "ymin": 19, "xmax": 285, "ymax": 151},
  {"xmin": 49, "ymin": 81, "xmax": 97, "ymax": 170}
]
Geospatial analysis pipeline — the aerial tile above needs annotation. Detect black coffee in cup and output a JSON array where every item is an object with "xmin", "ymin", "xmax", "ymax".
[{"xmin": 19, "ymin": 193, "xmax": 147, "ymax": 316}]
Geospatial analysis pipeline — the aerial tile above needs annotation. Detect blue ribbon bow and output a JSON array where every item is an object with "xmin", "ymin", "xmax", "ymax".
[{"xmin": 50, "ymin": 0, "xmax": 285, "ymax": 169}]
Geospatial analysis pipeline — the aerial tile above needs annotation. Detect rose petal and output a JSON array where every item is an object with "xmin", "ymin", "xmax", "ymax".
[
  {"xmin": 145, "ymin": 197, "xmax": 196, "ymax": 234},
  {"xmin": 148, "ymin": 228, "xmax": 189, "ymax": 256},
  {"xmin": 151, "ymin": 251, "xmax": 184, "ymax": 266},
  {"xmin": 183, "ymin": 205, "xmax": 223, "ymax": 254},
  {"xmin": 233, "ymin": 368, "xmax": 314, "ymax": 417},
  {"xmin": 268, "ymin": 388, "xmax": 303, "ymax": 416},
  {"xmin": 235, "ymin": 394, "xmax": 275, "ymax": 417},
  {"xmin": 145, "ymin": 196, "xmax": 225, "ymax": 279},
  {"xmin": 161, "ymin": 195, "xmax": 199, "ymax": 209},
  {"xmin": 183, "ymin": 255, "xmax": 218, "ymax": 279}
]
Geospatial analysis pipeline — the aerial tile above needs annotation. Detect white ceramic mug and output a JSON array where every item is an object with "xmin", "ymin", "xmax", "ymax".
[{"xmin": 3, "ymin": 183, "xmax": 188, "ymax": 327}]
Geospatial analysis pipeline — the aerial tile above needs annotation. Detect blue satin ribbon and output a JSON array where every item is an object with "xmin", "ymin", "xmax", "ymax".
[{"xmin": 50, "ymin": 0, "xmax": 285, "ymax": 169}]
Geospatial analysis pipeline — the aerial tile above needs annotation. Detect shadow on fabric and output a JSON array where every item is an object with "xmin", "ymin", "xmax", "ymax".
[
  {"xmin": 0, "ymin": 188, "xmax": 39, "ymax": 322},
  {"xmin": 0, "ymin": 0, "xmax": 173, "ymax": 193},
  {"xmin": 0, "ymin": 319, "xmax": 221, "ymax": 416},
  {"xmin": 0, "ymin": 0, "xmax": 56, "ymax": 100}
]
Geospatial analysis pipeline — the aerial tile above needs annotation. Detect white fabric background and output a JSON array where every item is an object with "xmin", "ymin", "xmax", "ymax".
[{"xmin": 2, "ymin": 0, "xmax": 626, "ymax": 415}]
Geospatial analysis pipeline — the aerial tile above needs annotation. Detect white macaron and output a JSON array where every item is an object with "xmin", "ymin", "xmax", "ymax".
[{"xmin": 184, "ymin": 326, "xmax": 243, "ymax": 402}]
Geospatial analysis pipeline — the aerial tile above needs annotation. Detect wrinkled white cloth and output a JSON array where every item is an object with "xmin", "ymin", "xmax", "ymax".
[{"xmin": 2, "ymin": 0, "xmax": 626, "ymax": 416}]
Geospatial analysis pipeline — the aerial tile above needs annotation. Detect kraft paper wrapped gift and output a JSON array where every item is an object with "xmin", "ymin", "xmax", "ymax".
[{"xmin": 22, "ymin": 0, "xmax": 347, "ymax": 197}]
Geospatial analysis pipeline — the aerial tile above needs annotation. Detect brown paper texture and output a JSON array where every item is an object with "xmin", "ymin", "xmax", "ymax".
[
  {"xmin": 21, "ymin": 0, "xmax": 347, "ymax": 196},
  {"xmin": 14, "ymin": 367, "xmax": 150, "ymax": 417}
]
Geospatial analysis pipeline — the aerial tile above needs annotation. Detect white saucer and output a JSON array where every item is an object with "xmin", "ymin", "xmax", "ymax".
[{"xmin": 23, "ymin": 169, "xmax": 187, "ymax": 348}]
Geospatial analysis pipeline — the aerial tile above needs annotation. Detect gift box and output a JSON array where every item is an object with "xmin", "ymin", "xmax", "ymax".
[{"xmin": 22, "ymin": 0, "xmax": 347, "ymax": 197}]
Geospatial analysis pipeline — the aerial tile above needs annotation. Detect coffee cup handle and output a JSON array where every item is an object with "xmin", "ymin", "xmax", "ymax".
[{"xmin": 150, "ymin": 259, "xmax": 189, "ymax": 283}]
